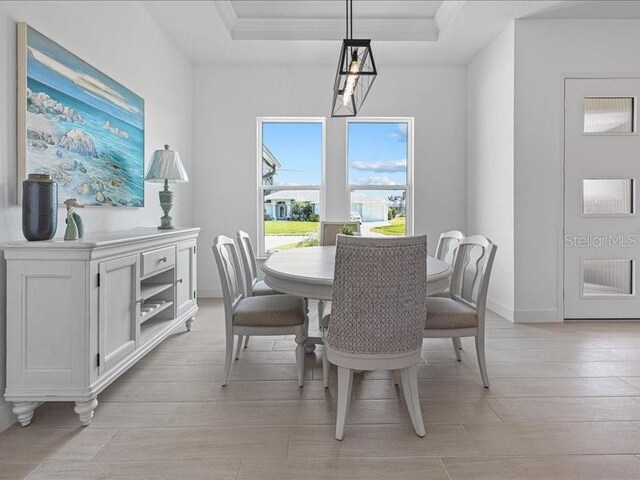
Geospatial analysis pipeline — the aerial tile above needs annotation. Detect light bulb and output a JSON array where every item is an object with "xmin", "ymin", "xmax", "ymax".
[{"xmin": 342, "ymin": 53, "xmax": 361, "ymax": 106}]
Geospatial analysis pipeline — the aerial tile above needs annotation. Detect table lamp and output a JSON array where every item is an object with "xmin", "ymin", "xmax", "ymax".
[{"xmin": 145, "ymin": 144, "xmax": 189, "ymax": 229}]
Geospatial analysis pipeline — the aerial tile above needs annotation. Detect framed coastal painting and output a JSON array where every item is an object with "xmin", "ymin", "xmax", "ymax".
[{"xmin": 17, "ymin": 23, "xmax": 144, "ymax": 207}]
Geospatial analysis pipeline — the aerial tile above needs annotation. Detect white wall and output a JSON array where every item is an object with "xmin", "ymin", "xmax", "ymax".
[
  {"xmin": 0, "ymin": 1, "xmax": 193, "ymax": 431},
  {"xmin": 513, "ymin": 19, "xmax": 640, "ymax": 322},
  {"xmin": 194, "ymin": 64, "xmax": 467, "ymax": 297},
  {"xmin": 466, "ymin": 23, "xmax": 515, "ymax": 321}
]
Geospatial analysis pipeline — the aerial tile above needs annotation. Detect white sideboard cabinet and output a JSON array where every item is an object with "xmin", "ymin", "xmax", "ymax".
[{"xmin": 3, "ymin": 227, "xmax": 200, "ymax": 427}]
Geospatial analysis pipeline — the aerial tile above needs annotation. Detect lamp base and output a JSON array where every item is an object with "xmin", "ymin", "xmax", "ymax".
[{"xmin": 158, "ymin": 182, "xmax": 174, "ymax": 230}]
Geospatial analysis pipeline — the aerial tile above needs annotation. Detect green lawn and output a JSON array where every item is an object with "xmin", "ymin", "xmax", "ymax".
[
  {"xmin": 265, "ymin": 220, "xmax": 319, "ymax": 236},
  {"xmin": 370, "ymin": 217, "xmax": 406, "ymax": 236}
]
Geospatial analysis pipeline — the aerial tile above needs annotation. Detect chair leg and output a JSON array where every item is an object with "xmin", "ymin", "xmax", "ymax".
[
  {"xmin": 243, "ymin": 336, "xmax": 250, "ymax": 349},
  {"xmin": 335, "ymin": 366, "xmax": 353, "ymax": 440},
  {"xmin": 294, "ymin": 325, "xmax": 306, "ymax": 388},
  {"xmin": 400, "ymin": 365, "xmax": 426, "ymax": 437},
  {"xmin": 475, "ymin": 335, "xmax": 490, "ymax": 388},
  {"xmin": 394, "ymin": 370, "xmax": 401, "ymax": 386},
  {"xmin": 235, "ymin": 335, "xmax": 243, "ymax": 360},
  {"xmin": 322, "ymin": 346, "xmax": 330, "ymax": 389},
  {"xmin": 222, "ymin": 331, "xmax": 234, "ymax": 386},
  {"xmin": 317, "ymin": 299, "xmax": 325, "ymax": 327},
  {"xmin": 452, "ymin": 337, "xmax": 462, "ymax": 361}
]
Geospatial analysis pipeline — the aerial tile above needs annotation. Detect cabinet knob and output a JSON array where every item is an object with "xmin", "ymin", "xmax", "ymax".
[
  {"xmin": 177, "ymin": 278, "xmax": 183, "ymax": 284},
  {"xmin": 160, "ymin": 257, "xmax": 167, "ymax": 263}
]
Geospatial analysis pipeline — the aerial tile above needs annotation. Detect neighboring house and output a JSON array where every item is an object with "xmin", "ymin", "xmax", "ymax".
[
  {"xmin": 262, "ymin": 145, "xmax": 281, "ymax": 185},
  {"xmin": 264, "ymin": 190, "xmax": 320, "ymax": 220},
  {"xmin": 264, "ymin": 190, "xmax": 388, "ymax": 222},
  {"xmin": 350, "ymin": 192, "xmax": 389, "ymax": 222}
]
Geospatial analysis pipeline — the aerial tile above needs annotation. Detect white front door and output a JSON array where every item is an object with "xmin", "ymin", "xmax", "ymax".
[{"xmin": 564, "ymin": 78, "xmax": 640, "ymax": 319}]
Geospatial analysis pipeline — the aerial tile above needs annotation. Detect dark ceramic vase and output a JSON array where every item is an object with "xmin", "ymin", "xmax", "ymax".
[{"xmin": 22, "ymin": 174, "xmax": 58, "ymax": 241}]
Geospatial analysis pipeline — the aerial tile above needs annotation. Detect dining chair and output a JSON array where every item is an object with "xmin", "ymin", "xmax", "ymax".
[
  {"xmin": 235, "ymin": 230, "xmax": 281, "ymax": 358},
  {"xmin": 324, "ymin": 235, "xmax": 428, "ymax": 440},
  {"xmin": 319, "ymin": 221, "xmax": 361, "ymax": 247},
  {"xmin": 434, "ymin": 230, "xmax": 465, "ymax": 358},
  {"xmin": 213, "ymin": 235, "xmax": 307, "ymax": 386},
  {"xmin": 423, "ymin": 235, "xmax": 497, "ymax": 388},
  {"xmin": 316, "ymin": 221, "xmax": 362, "ymax": 329}
]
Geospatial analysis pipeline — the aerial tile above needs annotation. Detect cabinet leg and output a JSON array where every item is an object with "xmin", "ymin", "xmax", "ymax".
[
  {"xmin": 74, "ymin": 398, "xmax": 98, "ymax": 427},
  {"xmin": 13, "ymin": 402, "xmax": 37, "ymax": 427},
  {"xmin": 185, "ymin": 317, "xmax": 194, "ymax": 332}
]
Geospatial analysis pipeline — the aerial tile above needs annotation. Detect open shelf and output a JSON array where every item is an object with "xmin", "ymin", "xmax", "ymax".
[
  {"xmin": 140, "ymin": 315, "xmax": 175, "ymax": 345},
  {"xmin": 141, "ymin": 282, "xmax": 173, "ymax": 300},
  {"xmin": 140, "ymin": 300, "xmax": 174, "ymax": 325}
]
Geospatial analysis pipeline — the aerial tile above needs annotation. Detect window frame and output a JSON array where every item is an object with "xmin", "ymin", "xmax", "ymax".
[
  {"xmin": 345, "ymin": 117, "xmax": 414, "ymax": 235},
  {"xmin": 256, "ymin": 117, "xmax": 326, "ymax": 258}
]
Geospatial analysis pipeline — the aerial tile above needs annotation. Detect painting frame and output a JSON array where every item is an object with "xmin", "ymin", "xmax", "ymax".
[{"xmin": 17, "ymin": 22, "xmax": 145, "ymax": 207}]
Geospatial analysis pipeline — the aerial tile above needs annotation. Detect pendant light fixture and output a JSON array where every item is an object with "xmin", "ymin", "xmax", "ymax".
[{"xmin": 331, "ymin": 0, "xmax": 377, "ymax": 117}]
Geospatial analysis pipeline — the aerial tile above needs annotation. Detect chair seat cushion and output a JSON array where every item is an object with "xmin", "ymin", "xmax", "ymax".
[
  {"xmin": 425, "ymin": 297, "xmax": 477, "ymax": 329},
  {"xmin": 252, "ymin": 280, "xmax": 280, "ymax": 296},
  {"xmin": 234, "ymin": 294, "xmax": 306, "ymax": 327}
]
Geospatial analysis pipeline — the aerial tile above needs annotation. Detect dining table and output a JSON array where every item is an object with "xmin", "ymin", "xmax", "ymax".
[{"xmin": 262, "ymin": 245, "xmax": 453, "ymax": 349}]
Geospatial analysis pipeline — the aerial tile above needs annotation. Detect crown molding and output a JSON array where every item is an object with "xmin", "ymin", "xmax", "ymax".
[
  {"xmin": 434, "ymin": 0, "xmax": 467, "ymax": 33},
  {"xmin": 213, "ymin": 1, "xmax": 439, "ymax": 42}
]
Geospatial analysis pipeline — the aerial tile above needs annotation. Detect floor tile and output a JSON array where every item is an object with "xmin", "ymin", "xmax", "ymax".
[
  {"xmin": 99, "ymin": 380, "xmax": 215, "ymax": 403},
  {"xmin": 489, "ymin": 377, "xmax": 640, "ymax": 397},
  {"xmin": 166, "ymin": 400, "xmax": 333, "ymax": 426},
  {"xmin": 0, "ymin": 427, "xmax": 115, "ymax": 462},
  {"xmin": 288, "ymin": 424, "xmax": 480, "ymax": 458},
  {"xmin": 211, "ymin": 380, "xmax": 330, "ymax": 401},
  {"xmin": 488, "ymin": 397, "xmax": 640, "ymax": 422},
  {"xmin": 28, "ymin": 459, "xmax": 241, "ymax": 480},
  {"xmin": 238, "ymin": 457, "xmax": 450, "ymax": 480},
  {"xmin": 565, "ymin": 362, "xmax": 640, "ymax": 377},
  {"xmin": 464, "ymin": 422, "xmax": 640, "ymax": 455},
  {"xmin": 93, "ymin": 426, "xmax": 290, "ymax": 461},
  {"xmin": 0, "ymin": 463, "xmax": 40, "ymax": 480},
  {"xmin": 442, "ymin": 455, "xmax": 640, "ymax": 480},
  {"xmin": 32, "ymin": 402, "xmax": 180, "ymax": 428}
]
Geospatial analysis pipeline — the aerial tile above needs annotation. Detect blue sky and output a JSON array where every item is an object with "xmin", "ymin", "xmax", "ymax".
[{"xmin": 262, "ymin": 121, "xmax": 407, "ymax": 186}]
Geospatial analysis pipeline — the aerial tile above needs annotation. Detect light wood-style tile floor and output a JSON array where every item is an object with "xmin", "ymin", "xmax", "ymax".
[{"xmin": 3, "ymin": 299, "xmax": 640, "ymax": 479}]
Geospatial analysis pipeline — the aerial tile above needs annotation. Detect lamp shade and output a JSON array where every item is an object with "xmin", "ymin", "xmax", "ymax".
[{"xmin": 145, "ymin": 144, "xmax": 189, "ymax": 183}]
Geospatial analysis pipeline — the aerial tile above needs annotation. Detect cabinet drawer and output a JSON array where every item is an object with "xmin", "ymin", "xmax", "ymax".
[{"xmin": 141, "ymin": 246, "xmax": 175, "ymax": 277}]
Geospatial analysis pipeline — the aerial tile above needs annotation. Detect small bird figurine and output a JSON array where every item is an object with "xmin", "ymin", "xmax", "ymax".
[{"xmin": 64, "ymin": 198, "xmax": 85, "ymax": 240}]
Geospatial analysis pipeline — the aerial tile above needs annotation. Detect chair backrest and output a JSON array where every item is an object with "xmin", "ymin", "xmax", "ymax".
[
  {"xmin": 449, "ymin": 235, "xmax": 497, "ymax": 323},
  {"xmin": 327, "ymin": 235, "xmax": 427, "ymax": 354},
  {"xmin": 320, "ymin": 221, "xmax": 361, "ymax": 246},
  {"xmin": 236, "ymin": 230, "xmax": 258, "ymax": 296},
  {"xmin": 212, "ymin": 235, "xmax": 245, "ymax": 325},
  {"xmin": 435, "ymin": 230, "xmax": 465, "ymax": 266}
]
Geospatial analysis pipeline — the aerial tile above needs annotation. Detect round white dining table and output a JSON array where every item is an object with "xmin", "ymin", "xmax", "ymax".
[{"xmin": 263, "ymin": 246, "xmax": 453, "ymax": 302}]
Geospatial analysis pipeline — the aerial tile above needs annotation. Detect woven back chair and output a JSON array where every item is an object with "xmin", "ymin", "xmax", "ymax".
[{"xmin": 325, "ymin": 234, "xmax": 427, "ymax": 439}]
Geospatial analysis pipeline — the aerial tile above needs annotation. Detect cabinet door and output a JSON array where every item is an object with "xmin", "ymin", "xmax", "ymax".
[
  {"xmin": 98, "ymin": 254, "xmax": 140, "ymax": 374},
  {"xmin": 176, "ymin": 241, "xmax": 197, "ymax": 316}
]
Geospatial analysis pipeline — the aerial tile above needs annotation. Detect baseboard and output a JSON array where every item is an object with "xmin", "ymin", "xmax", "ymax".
[
  {"xmin": 487, "ymin": 297, "xmax": 514, "ymax": 322},
  {"xmin": 198, "ymin": 288, "xmax": 222, "ymax": 298},
  {"xmin": 513, "ymin": 308, "xmax": 561, "ymax": 323},
  {"xmin": 0, "ymin": 401, "xmax": 16, "ymax": 433}
]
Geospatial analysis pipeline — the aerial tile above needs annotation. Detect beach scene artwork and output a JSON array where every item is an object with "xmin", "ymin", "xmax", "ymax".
[{"xmin": 19, "ymin": 24, "xmax": 144, "ymax": 207}]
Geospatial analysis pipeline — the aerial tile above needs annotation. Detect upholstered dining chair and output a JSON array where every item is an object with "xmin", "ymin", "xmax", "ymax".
[
  {"xmin": 316, "ymin": 221, "xmax": 362, "ymax": 330},
  {"xmin": 423, "ymin": 235, "xmax": 497, "ymax": 388},
  {"xmin": 213, "ymin": 235, "xmax": 307, "ymax": 387},
  {"xmin": 434, "ymin": 230, "xmax": 465, "ymax": 358},
  {"xmin": 235, "ymin": 230, "xmax": 281, "ymax": 358},
  {"xmin": 324, "ymin": 235, "xmax": 428, "ymax": 440}
]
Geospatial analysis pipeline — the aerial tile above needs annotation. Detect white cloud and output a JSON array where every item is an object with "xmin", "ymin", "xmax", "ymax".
[
  {"xmin": 351, "ymin": 159, "xmax": 406, "ymax": 173},
  {"xmin": 354, "ymin": 175, "xmax": 397, "ymax": 185}
]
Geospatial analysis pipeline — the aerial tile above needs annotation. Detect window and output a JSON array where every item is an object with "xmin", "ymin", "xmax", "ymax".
[
  {"xmin": 582, "ymin": 179, "xmax": 635, "ymax": 215},
  {"xmin": 257, "ymin": 118, "xmax": 325, "ymax": 257},
  {"xmin": 347, "ymin": 119, "xmax": 413, "ymax": 236},
  {"xmin": 584, "ymin": 97, "xmax": 635, "ymax": 133}
]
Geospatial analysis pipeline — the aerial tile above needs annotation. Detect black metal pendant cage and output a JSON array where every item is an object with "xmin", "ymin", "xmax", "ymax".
[{"xmin": 331, "ymin": 39, "xmax": 377, "ymax": 117}]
